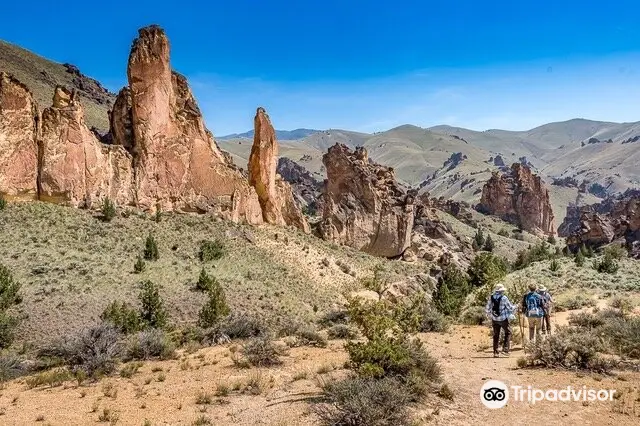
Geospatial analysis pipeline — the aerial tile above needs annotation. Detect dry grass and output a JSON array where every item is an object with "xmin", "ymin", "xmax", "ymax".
[{"xmin": 1, "ymin": 202, "xmax": 420, "ymax": 348}]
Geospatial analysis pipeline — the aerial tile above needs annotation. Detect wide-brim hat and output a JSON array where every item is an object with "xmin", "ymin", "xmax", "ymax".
[
  {"xmin": 538, "ymin": 285, "xmax": 547, "ymax": 291},
  {"xmin": 494, "ymin": 284, "xmax": 506, "ymax": 292}
]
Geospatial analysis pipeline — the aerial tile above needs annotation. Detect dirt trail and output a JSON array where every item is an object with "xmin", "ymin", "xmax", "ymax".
[
  {"xmin": 0, "ymin": 307, "xmax": 637, "ymax": 425},
  {"xmin": 421, "ymin": 305, "xmax": 639, "ymax": 425}
]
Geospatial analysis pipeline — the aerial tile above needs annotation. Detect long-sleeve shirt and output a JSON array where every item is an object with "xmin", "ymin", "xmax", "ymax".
[{"xmin": 485, "ymin": 293, "xmax": 516, "ymax": 322}]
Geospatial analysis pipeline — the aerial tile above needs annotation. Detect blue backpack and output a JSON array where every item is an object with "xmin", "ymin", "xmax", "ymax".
[{"xmin": 523, "ymin": 292, "xmax": 542, "ymax": 317}]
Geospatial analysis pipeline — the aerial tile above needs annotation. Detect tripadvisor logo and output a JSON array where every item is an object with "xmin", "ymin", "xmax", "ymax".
[
  {"xmin": 480, "ymin": 380, "xmax": 617, "ymax": 408},
  {"xmin": 480, "ymin": 380, "xmax": 509, "ymax": 409}
]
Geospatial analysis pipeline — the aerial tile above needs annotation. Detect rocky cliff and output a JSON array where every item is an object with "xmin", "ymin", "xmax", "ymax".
[
  {"xmin": 0, "ymin": 25, "xmax": 306, "ymax": 230},
  {"xmin": 0, "ymin": 72, "xmax": 39, "ymax": 200},
  {"xmin": 477, "ymin": 163, "xmax": 555, "ymax": 236},
  {"xmin": 560, "ymin": 190, "xmax": 640, "ymax": 254},
  {"xmin": 319, "ymin": 144, "xmax": 414, "ymax": 257},
  {"xmin": 276, "ymin": 157, "xmax": 322, "ymax": 214}
]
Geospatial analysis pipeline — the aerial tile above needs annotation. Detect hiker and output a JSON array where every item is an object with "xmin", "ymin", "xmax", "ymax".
[
  {"xmin": 485, "ymin": 284, "xmax": 516, "ymax": 358},
  {"xmin": 537, "ymin": 285, "xmax": 553, "ymax": 335},
  {"xmin": 522, "ymin": 283, "xmax": 545, "ymax": 343}
]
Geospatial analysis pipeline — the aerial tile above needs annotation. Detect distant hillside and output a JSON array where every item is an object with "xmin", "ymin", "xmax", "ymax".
[
  {"xmin": 218, "ymin": 128, "xmax": 320, "ymax": 141},
  {"xmin": 0, "ymin": 40, "xmax": 115, "ymax": 132}
]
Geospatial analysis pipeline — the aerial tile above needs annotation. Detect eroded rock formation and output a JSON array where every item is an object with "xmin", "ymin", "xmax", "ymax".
[
  {"xmin": 39, "ymin": 86, "xmax": 134, "ymax": 207},
  {"xmin": 277, "ymin": 157, "xmax": 322, "ymax": 214},
  {"xmin": 0, "ymin": 72, "xmax": 39, "ymax": 199},
  {"xmin": 319, "ymin": 144, "xmax": 414, "ymax": 257},
  {"xmin": 560, "ymin": 190, "xmax": 640, "ymax": 252},
  {"xmin": 248, "ymin": 107, "xmax": 309, "ymax": 231},
  {"xmin": 0, "ymin": 25, "xmax": 310, "ymax": 230},
  {"xmin": 477, "ymin": 163, "xmax": 555, "ymax": 236},
  {"xmin": 121, "ymin": 26, "xmax": 262, "ymax": 222}
]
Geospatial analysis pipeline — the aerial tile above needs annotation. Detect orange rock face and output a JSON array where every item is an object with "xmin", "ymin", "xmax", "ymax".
[
  {"xmin": 477, "ymin": 163, "xmax": 555, "ymax": 236},
  {"xmin": 0, "ymin": 72, "xmax": 39, "ymax": 199},
  {"xmin": 248, "ymin": 107, "xmax": 309, "ymax": 232},
  {"xmin": 320, "ymin": 144, "xmax": 414, "ymax": 257},
  {"xmin": 39, "ymin": 86, "xmax": 134, "ymax": 207},
  {"xmin": 121, "ymin": 25, "xmax": 262, "ymax": 222}
]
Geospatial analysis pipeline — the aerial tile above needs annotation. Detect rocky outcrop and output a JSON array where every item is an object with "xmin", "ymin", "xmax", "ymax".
[
  {"xmin": 477, "ymin": 163, "xmax": 555, "ymax": 236},
  {"xmin": 319, "ymin": 144, "xmax": 414, "ymax": 257},
  {"xmin": 109, "ymin": 87, "xmax": 134, "ymax": 151},
  {"xmin": 560, "ymin": 190, "xmax": 640, "ymax": 251},
  {"xmin": 0, "ymin": 72, "xmax": 39, "ymax": 199},
  {"xmin": 117, "ymin": 25, "xmax": 262, "ymax": 222},
  {"xmin": 248, "ymin": 107, "xmax": 309, "ymax": 232},
  {"xmin": 39, "ymin": 86, "xmax": 134, "ymax": 207},
  {"xmin": 277, "ymin": 157, "xmax": 322, "ymax": 214}
]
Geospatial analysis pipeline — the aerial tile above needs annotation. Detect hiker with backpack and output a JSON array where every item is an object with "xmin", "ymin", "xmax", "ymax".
[
  {"xmin": 485, "ymin": 284, "xmax": 516, "ymax": 358},
  {"xmin": 522, "ymin": 283, "xmax": 545, "ymax": 343},
  {"xmin": 537, "ymin": 285, "xmax": 553, "ymax": 335}
]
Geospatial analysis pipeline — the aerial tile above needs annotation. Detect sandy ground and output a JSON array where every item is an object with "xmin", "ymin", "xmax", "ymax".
[{"xmin": 0, "ymin": 309, "xmax": 638, "ymax": 425}]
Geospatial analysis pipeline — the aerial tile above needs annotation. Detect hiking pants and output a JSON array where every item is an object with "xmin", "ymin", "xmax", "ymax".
[
  {"xmin": 541, "ymin": 314, "xmax": 551, "ymax": 335},
  {"xmin": 528, "ymin": 317, "xmax": 542, "ymax": 342},
  {"xmin": 492, "ymin": 319, "xmax": 511, "ymax": 353}
]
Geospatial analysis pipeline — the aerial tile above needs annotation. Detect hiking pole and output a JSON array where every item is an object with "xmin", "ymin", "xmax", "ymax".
[{"xmin": 518, "ymin": 310, "xmax": 526, "ymax": 353}]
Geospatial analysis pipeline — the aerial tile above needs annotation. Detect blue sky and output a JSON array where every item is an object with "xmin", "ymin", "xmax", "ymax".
[{"xmin": 1, "ymin": 0, "xmax": 639, "ymax": 135}]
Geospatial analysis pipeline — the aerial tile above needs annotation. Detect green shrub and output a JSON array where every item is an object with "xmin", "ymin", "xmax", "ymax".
[
  {"xmin": 593, "ymin": 253, "xmax": 619, "ymax": 274},
  {"xmin": 119, "ymin": 361, "xmax": 143, "ymax": 378},
  {"xmin": 216, "ymin": 314, "xmax": 266, "ymax": 340},
  {"xmin": 419, "ymin": 305, "xmax": 450, "ymax": 332},
  {"xmin": 473, "ymin": 228, "xmax": 485, "ymax": 251},
  {"xmin": 574, "ymin": 250, "xmax": 585, "ymax": 266},
  {"xmin": 100, "ymin": 198, "xmax": 116, "ymax": 222},
  {"xmin": 549, "ymin": 258, "xmax": 560, "ymax": 272},
  {"xmin": 327, "ymin": 324, "xmax": 358, "ymax": 340},
  {"xmin": 433, "ymin": 264, "xmax": 470, "ymax": 317},
  {"xmin": 604, "ymin": 244, "xmax": 627, "ymax": 260},
  {"xmin": 600, "ymin": 316, "xmax": 640, "ymax": 359},
  {"xmin": 38, "ymin": 324, "xmax": 122, "ymax": 377},
  {"xmin": 460, "ymin": 306, "xmax": 488, "ymax": 326},
  {"xmin": 467, "ymin": 252, "xmax": 508, "ymax": 288},
  {"xmin": 100, "ymin": 301, "xmax": 142, "ymax": 335},
  {"xmin": 133, "ymin": 256, "xmax": 146, "ymax": 274},
  {"xmin": 547, "ymin": 235, "xmax": 556, "ymax": 245},
  {"xmin": 0, "ymin": 196, "xmax": 7, "ymax": 210},
  {"xmin": 609, "ymin": 296, "xmax": 635, "ymax": 316},
  {"xmin": 239, "ymin": 336, "xmax": 284, "ymax": 367},
  {"xmin": 291, "ymin": 327, "xmax": 327, "ymax": 348},
  {"xmin": 143, "ymin": 234, "xmax": 159, "ymax": 261},
  {"xmin": 197, "ymin": 279, "xmax": 230, "ymax": 328},
  {"xmin": 568, "ymin": 312, "xmax": 606, "ymax": 329},
  {"xmin": 359, "ymin": 265, "xmax": 392, "ymax": 300},
  {"xmin": 0, "ymin": 264, "xmax": 22, "ymax": 348},
  {"xmin": 318, "ymin": 309, "xmax": 349, "ymax": 327},
  {"xmin": 127, "ymin": 329, "xmax": 176, "ymax": 360},
  {"xmin": 580, "ymin": 243, "xmax": 593, "ymax": 258},
  {"xmin": 25, "ymin": 368, "xmax": 73, "ymax": 389},
  {"xmin": 194, "ymin": 268, "xmax": 216, "ymax": 293},
  {"xmin": 556, "ymin": 294, "xmax": 596, "ymax": 311},
  {"xmin": 313, "ymin": 377, "xmax": 413, "ymax": 426},
  {"xmin": 139, "ymin": 280, "xmax": 167, "ymax": 329},
  {"xmin": 513, "ymin": 242, "xmax": 552, "ymax": 270},
  {"xmin": 199, "ymin": 239, "xmax": 226, "ymax": 262},
  {"xmin": 524, "ymin": 328, "xmax": 612, "ymax": 372},
  {"xmin": 497, "ymin": 229, "xmax": 509, "ymax": 237}
]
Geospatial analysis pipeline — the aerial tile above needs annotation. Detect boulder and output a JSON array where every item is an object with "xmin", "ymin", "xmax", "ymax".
[
  {"xmin": 477, "ymin": 163, "xmax": 555, "ymax": 236},
  {"xmin": 248, "ymin": 107, "xmax": 309, "ymax": 232},
  {"xmin": 0, "ymin": 72, "xmax": 39, "ymax": 199},
  {"xmin": 319, "ymin": 144, "xmax": 414, "ymax": 257}
]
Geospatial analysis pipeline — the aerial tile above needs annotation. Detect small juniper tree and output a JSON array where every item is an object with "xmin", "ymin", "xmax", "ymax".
[
  {"xmin": 139, "ymin": 280, "xmax": 167, "ymax": 329},
  {"xmin": 199, "ymin": 239, "xmax": 226, "ymax": 262},
  {"xmin": 101, "ymin": 301, "xmax": 142, "ymax": 334},
  {"xmin": 549, "ymin": 258, "xmax": 560, "ymax": 272},
  {"xmin": 574, "ymin": 250, "xmax": 585, "ymax": 267},
  {"xmin": 547, "ymin": 235, "xmax": 556, "ymax": 245},
  {"xmin": 473, "ymin": 228, "xmax": 485, "ymax": 251},
  {"xmin": 144, "ymin": 234, "xmax": 159, "ymax": 261},
  {"xmin": 197, "ymin": 280, "xmax": 230, "ymax": 328},
  {"xmin": 133, "ymin": 255, "xmax": 146, "ymax": 274},
  {"xmin": 483, "ymin": 235, "xmax": 495, "ymax": 252},
  {"xmin": 433, "ymin": 265, "xmax": 470, "ymax": 317},
  {"xmin": 0, "ymin": 195, "xmax": 6, "ymax": 211},
  {"xmin": 195, "ymin": 268, "xmax": 216, "ymax": 292},
  {"xmin": 100, "ymin": 198, "xmax": 116, "ymax": 222}
]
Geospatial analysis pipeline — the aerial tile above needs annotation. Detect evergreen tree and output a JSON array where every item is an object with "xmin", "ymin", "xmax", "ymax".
[
  {"xmin": 139, "ymin": 280, "xmax": 167, "ymax": 329},
  {"xmin": 483, "ymin": 235, "xmax": 495, "ymax": 252},
  {"xmin": 144, "ymin": 234, "xmax": 159, "ymax": 261},
  {"xmin": 198, "ymin": 279, "xmax": 230, "ymax": 328},
  {"xmin": 433, "ymin": 265, "xmax": 470, "ymax": 317},
  {"xmin": 474, "ymin": 228, "xmax": 485, "ymax": 250},
  {"xmin": 574, "ymin": 250, "xmax": 585, "ymax": 267}
]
